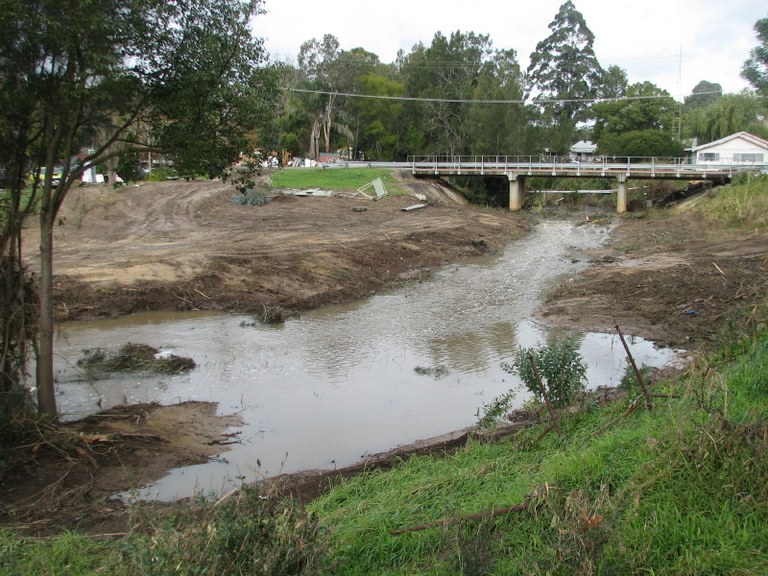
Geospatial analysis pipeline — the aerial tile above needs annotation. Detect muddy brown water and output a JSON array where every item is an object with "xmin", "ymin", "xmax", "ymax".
[{"xmin": 51, "ymin": 221, "xmax": 682, "ymax": 500}]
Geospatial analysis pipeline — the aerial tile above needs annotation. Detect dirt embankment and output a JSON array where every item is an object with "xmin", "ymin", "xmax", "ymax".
[
  {"xmin": 8, "ymin": 173, "xmax": 768, "ymax": 534},
  {"xmin": 24, "ymin": 173, "xmax": 528, "ymax": 321},
  {"xmin": 537, "ymin": 210, "xmax": 768, "ymax": 348}
]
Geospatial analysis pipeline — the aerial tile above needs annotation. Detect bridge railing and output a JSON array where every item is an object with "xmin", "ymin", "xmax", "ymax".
[
  {"xmin": 406, "ymin": 154, "xmax": 760, "ymax": 178},
  {"xmin": 407, "ymin": 154, "xmax": 690, "ymax": 166}
]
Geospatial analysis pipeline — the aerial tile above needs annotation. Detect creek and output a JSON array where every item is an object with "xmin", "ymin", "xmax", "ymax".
[{"xmin": 51, "ymin": 220, "xmax": 681, "ymax": 500}]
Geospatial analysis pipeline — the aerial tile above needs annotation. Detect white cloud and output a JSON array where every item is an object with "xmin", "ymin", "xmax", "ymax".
[{"xmin": 253, "ymin": 0, "xmax": 765, "ymax": 96}]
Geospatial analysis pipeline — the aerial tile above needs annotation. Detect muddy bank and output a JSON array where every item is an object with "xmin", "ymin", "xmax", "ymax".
[
  {"xmin": 25, "ymin": 176, "xmax": 529, "ymax": 321},
  {"xmin": 536, "ymin": 212, "xmax": 768, "ymax": 348},
  {"xmin": 0, "ymin": 402, "xmax": 241, "ymax": 534}
]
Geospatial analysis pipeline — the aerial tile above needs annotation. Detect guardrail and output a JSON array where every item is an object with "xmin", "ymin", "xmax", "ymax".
[{"xmin": 407, "ymin": 155, "xmax": 760, "ymax": 179}]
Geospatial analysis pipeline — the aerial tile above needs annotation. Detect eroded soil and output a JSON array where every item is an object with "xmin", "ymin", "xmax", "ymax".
[{"xmin": 5, "ymin": 174, "xmax": 768, "ymax": 534}]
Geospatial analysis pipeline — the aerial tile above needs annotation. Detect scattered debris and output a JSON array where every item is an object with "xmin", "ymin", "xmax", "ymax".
[
  {"xmin": 414, "ymin": 365, "xmax": 450, "ymax": 379},
  {"xmin": 77, "ymin": 343, "xmax": 196, "ymax": 375},
  {"xmin": 355, "ymin": 177, "xmax": 389, "ymax": 200},
  {"xmin": 208, "ymin": 431, "xmax": 242, "ymax": 446},
  {"xmin": 402, "ymin": 203, "xmax": 428, "ymax": 212}
]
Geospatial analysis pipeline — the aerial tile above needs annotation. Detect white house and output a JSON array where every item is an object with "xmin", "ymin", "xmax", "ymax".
[
  {"xmin": 570, "ymin": 140, "xmax": 597, "ymax": 161},
  {"xmin": 688, "ymin": 131, "xmax": 768, "ymax": 166}
]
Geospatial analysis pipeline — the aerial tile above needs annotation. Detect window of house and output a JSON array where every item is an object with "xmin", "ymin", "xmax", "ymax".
[
  {"xmin": 698, "ymin": 152, "xmax": 720, "ymax": 162},
  {"xmin": 733, "ymin": 153, "xmax": 764, "ymax": 163}
]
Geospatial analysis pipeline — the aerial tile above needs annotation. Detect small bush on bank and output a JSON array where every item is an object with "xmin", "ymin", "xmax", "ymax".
[
  {"xmin": 125, "ymin": 487, "xmax": 325, "ymax": 576},
  {"xmin": 232, "ymin": 189, "xmax": 268, "ymax": 206},
  {"xmin": 145, "ymin": 167, "xmax": 178, "ymax": 182}
]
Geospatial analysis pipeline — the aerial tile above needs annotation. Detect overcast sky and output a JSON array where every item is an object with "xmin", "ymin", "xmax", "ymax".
[{"xmin": 252, "ymin": 0, "xmax": 765, "ymax": 98}]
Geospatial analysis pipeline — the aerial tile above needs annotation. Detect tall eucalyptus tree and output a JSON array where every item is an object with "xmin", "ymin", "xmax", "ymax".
[{"xmin": 526, "ymin": 1, "xmax": 605, "ymax": 154}]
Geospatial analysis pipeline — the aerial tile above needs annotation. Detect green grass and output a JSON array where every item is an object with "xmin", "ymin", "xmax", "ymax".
[
  {"xmin": 303, "ymin": 324, "xmax": 768, "ymax": 575},
  {"xmin": 687, "ymin": 173, "xmax": 768, "ymax": 231},
  {"xmin": 269, "ymin": 168, "xmax": 409, "ymax": 196},
  {"xmin": 0, "ymin": 530, "xmax": 125, "ymax": 576}
]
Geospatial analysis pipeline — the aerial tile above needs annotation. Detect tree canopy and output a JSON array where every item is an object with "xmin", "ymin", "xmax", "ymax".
[
  {"xmin": 0, "ymin": 0, "xmax": 280, "ymax": 415},
  {"xmin": 526, "ymin": 1, "xmax": 605, "ymax": 153},
  {"xmin": 742, "ymin": 15, "xmax": 768, "ymax": 97},
  {"xmin": 590, "ymin": 82, "xmax": 680, "ymax": 154}
]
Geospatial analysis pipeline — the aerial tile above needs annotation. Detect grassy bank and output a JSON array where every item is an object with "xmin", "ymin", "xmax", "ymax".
[
  {"xmin": 2, "ymin": 177, "xmax": 768, "ymax": 575},
  {"xmin": 307, "ymin": 324, "xmax": 768, "ymax": 574}
]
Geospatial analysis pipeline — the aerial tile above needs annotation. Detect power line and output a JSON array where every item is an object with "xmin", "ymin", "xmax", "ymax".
[{"xmin": 288, "ymin": 87, "xmax": 718, "ymax": 105}]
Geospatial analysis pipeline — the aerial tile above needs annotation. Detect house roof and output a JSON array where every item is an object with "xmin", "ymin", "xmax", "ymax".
[
  {"xmin": 687, "ymin": 131, "xmax": 768, "ymax": 153},
  {"xmin": 570, "ymin": 140, "xmax": 597, "ymax": 153}
]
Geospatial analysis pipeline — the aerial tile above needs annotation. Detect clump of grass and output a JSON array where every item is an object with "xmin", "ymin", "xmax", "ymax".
[
  {"xmin": 77, "ymin": 343, "xmax": 196, "ymax": 375},
  {"xmin": 0, "ymin": 486, "xmax": 326, "ymax": 575},
  {"xmin": 240, "ymin": 305, "xmax": 293, "ymax": 326},
  {"xmin": 232, "ymin": 189, "xmax": 268, "ymax": 205},
  {"xmin": 125, "ymin": 486, "xmax": 325, "ymax": 575},
  {"xmin": 693, "ymin": 174, "xmax": 768, "ymax": 230}
]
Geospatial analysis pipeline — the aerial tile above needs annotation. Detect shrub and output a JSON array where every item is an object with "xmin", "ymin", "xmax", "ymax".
[
  {"xmin": 479, "ymin": 336, "xmax": 587, "ymax": 428},
  {"xmin": 125, "ymin": 486, "xmax": 325, "ymax": 575},
  {"xmin": 506, "ymin": 336, "xmax": 587, "ymax": 408},
  {"xmin": 232, "ymin": 189, "xmax": 268, "ymax": 206},
  {"xmin": 145, "ymin": 167, "xmax": 178, "ymax": 181}
]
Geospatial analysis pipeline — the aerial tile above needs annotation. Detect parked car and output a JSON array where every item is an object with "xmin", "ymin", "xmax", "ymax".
[{"xmin": 36, "ymin": 166, "xmax": 64, "ymax": 187}]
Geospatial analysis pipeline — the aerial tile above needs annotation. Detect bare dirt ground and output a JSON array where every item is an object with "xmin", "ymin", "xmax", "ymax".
[
  {"xmin": 32, "ymin": 172, "xmax": 525, "ymax": 321},
  {"xmin": 5, "ymin": 173, "xmax": 768, "ymax": 534},
  {"xmin": 537, "ymin": 203, "xmax": 768, "ymax": 348}
]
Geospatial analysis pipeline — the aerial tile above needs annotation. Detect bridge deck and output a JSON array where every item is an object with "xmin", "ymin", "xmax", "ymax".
[{"xmin": 407, "ymin": 155, "xmax": 755, "ymax": 180}]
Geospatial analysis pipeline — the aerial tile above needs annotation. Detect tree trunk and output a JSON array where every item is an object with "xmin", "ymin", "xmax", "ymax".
[
  {"xmin": 310, "ymin": 119, "xmax": 321, "ymax": 159},
  {"xmin": 36, "ymin": 209, "xmax": 57, "ymax": 416}
]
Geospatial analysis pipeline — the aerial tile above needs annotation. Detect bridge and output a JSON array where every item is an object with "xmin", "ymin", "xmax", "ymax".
[{"xmin": 406, "ymin": 155, "xmax": 752, "ymax": 213}]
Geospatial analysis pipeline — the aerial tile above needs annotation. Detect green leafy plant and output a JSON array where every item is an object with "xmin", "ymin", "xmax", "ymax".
[
  {"xmin": 619, "ymin": 364, "xmax": 652, "ymax": 395},
  {"xmin": 505, "ymin": 336, "xmax": 587, "ymax": 409},
  {"xmin": 479, "ymin": 336, "xmax": 587, "ymax": 429},
  {"xmin": 145, "ymin": 167, "xmax": 179, "ymax": 182}
]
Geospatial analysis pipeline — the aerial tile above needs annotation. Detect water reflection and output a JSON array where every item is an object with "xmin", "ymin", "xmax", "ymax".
[{"xmin": 51, "ymin": 221, "xmax": 682, "ymax": 500}]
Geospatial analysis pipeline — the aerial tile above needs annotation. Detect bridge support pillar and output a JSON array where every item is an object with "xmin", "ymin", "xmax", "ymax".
[
  {"xmin": 508, "ymin": 174, "xmax": 526, "ymax": 211},
  {"xmin": 616, "ymin": 174, "xmax": 627, "ymax": 213}
]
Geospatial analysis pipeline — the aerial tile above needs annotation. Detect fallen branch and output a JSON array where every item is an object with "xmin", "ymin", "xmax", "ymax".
[
  {"xmin": 194, "ymin": 288, "xmax": 211, "ymax": 300},
  {"xmin": 614, "ymin": 322, "xmax": 653, "ymax": 411},
  {"xmin": 532, "ymin": 422, "xmax": 559, "ymax": 445}
]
